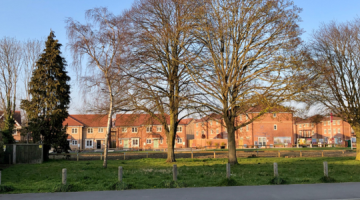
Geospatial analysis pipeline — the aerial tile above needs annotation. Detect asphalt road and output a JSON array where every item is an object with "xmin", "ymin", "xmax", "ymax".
[{"xmin": 2, "ymin": 182, "xmax": 360, "ymax": 200}]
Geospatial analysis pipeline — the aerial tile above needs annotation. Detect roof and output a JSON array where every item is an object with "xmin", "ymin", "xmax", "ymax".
[
  {"xmin": 247, "ymin": 105, "xmax": 293, "ymax": 113},
  {"xmin": 115, "ymin": 114, "xmax": 170, "ymax": 126},
  {"xmin": 0, "ymin": 111, "xmax": 22, "ymax": 126},
  {"xmin": 296, "ymin": 115, "xmax": 342, "ymax": 124},
  {"xmin": 64, "ymin": 114, "xmax": 109, "ymax": 127},
  {"xmin": 179, "ymin": 118, "xmax": 193, "ymax": 125},
  {"xmin": 194, "ymin": 113, "xmax": 222, "ymax": 123}
]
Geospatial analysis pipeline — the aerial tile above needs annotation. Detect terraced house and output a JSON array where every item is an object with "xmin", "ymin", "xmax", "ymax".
[
  {"xmin": 0, "ymin": 111, "xmax": 22, "ymax": 142},
  {"xmin": 115, "ymin": 114, "xmax": 193, "ymax": 150},
  {"xmin": 63, "ymin": 114, "xmax": 113, "ymax": 150}
]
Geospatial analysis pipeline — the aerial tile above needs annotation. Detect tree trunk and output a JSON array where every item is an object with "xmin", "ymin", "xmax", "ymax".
[
  {"xmin": 227, "ymin": 126, "xmax": 238, "ymax": 164},
  {"xmin": 166, "ymin": 112, "xmax": 177, "ymax": 163},
  {"xmin": 103, "ymin": 87, "xmax": 113, "ymax": 168}
]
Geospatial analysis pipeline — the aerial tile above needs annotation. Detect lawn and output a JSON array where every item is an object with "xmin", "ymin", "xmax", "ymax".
[{"xmin": 1, "ymin": 156, "xmax": 360, "ymax": 193}]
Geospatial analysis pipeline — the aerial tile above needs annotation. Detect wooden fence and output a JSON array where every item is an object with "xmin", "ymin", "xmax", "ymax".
[
  {"xmin": 49, "ymin": 149, "xmax": 356, "ymax": 161},
  {"xmin": 1, "ymin": 144, "xmax": 44, "ymax": 164}
]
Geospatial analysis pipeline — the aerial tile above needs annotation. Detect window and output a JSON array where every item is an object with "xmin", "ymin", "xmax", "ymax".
[
  {"xmin": 246, "ymin": 115, "xmax": 249, "ymax": 120},
  {"xmin": 328, "ymin": 129, "xmax": 331, "ymax": 134},
  {"xmin": 71, "ymin": 128, "xmax": 78, "ymax": 134},
  {"xmin": 323, "ymin": 122, "xmax": 326, "ymax": 126},
  {"xmin": 146, "ymin": 139, "xmax": 152, "ymax": 144},
  {"xmin": 210, "ymin": 121, "xmax": 212, "ymax": 125},
  {"xmin": 177, "ymin": 138, "xmax": 182, "ymax": 143},
  {"xmin": 299, "ymin": 124, "xmax": 302, "ymax": 128},
  {"xmin": 240, "ymin": 127, "xmax": 243, "ymax": 132},
  {"xmin": 299, "ymin": 131, "xmax": 302, "ymax": 137},
  {"xmin": 85, "ymin": 139, "xmax": 93, "ymax": 148},
  {"xmin": 210, "ymin": 130, "xmax": 213, "ymax": 134},
  {"xmin": 333, "ymin": 129, "xmax": 336, "ymax": 134},
  {"xmin": 246, "ymin": 125, "xmax": 249, "ymax": 131},
  {"xmin": 146, "ymin": 126, "xmax": 151, "ymax": 133},
  {"xmin": 122, "ymin": 127, "xmax": 127, "ymax": 132},
  {"xmin": 98, "ymin": 128, "xmax": 104, "ymax": 133},
  {"xmin": 311, "ymin": 123, "xmax": 314, "ymax": 127},
  {"xmin": 273, "ymin": 113, "xmax": 276, "ymax": 118},
  {"xmin": 328, "ymin": 121, "xmax": 330, "ymax": 125},
  {"xmin": 196, "ymin": 123, "xmax": 198, "ymax": 127},
  {"xmin": 337, "ymin": 120, "xmax": 340, "ymax": 125},
  {"xmin": 132, "ymin": 127, "xmax": 138, "ymax": 133},
  {"xmin": 160, "ymin": 138, "xmax": 163, "ymax": 144},
  {"xmin": 72, "ymin": 140, "xmax": 78, "ymax": 145},
  {"xmin": 216, "ymin": 129, "xmax": 219, "ymax": 134},
  {"xmin": 324, "ymin": 129, "xmax": 327, "ymax": 134},
  {"xmin": 196, "ymin": 131, "xmax": 199, "ymax": 136},
  {"xmin": 12, "ymin": 130, "xmax": 17, "ymax": 135},
  {"xmin": 87, "ymin": 128, "xmax": 93, "ymax": 134},
  {"xmin": 333, "ymin": 120, "xmax": 336, "ymax": 125},
  {"xmin": 216, "ymin": 121, "xmax": 219, "ymax": 125},
  {"xmin": 119, "ymin": 139, "xmax": 122, "ymax": 144},
  {"xmin": 240, "ymin": 115, "xmax": 242, "ymax": 121},
  {"xmin": 274, "ymin": 125, "xmax": 277, "ymax": 130},
  {"xmin": 338, "ymin": 128, "xmax": 340, "ymax": 133},
  {"xmin": 157, "ymin": 126, "xmax": 162, "ymax": 132},
  {"xmin": 312, "ymin": 131, "xmax": 315, "ymax": 136},
  {"xmin": 201, "ymin": 130, "xmax": 204, "ymax": 135},
  {"xmin": 177, "ymin": 126, "xmax": 182, "ymax": 132},
  {"xmin": 132, "ymin": 138, "xmax": 139, "ymax": 146}
]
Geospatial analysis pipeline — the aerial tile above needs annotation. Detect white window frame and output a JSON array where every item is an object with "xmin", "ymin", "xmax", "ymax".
[
  {"xmin": 87, "ymin": 128, "xmax": 93, "ymax": 134},
  {"xmin": 157, "ymin": 126, "xmax": 162, "ymax": 132},
  {"xmin": 240, "ymin": 127, "xmax": 243, "ymax": 132},
  {"xmin": 146, "ymin": 139, "xmax": 152, "ymax": 144},
  {"xmin": 132, "ymin": 138, "xmax": 139, "ymax": 147},
  {"xmin": 176, "ymin": 126, "xmax": 182, "ymax": 132},
  {"xmin": 12, "ymin": 129, "xmax": 17, "ymax": 135},
  {"xmin": 177, "ymin": 138, "xmax": 182, "ymax": 144},
  {"xmin": 132, "ymin": 127, "xmax": 138, "ymax": 133},
  {"xmin": 119, "ymin": 139, "xmax": 122, "ymax": 144},
  {"xmin": 311, "ymin": 123, "xmax": 314, "ymax": 127},
  {"xmin": 201, "ymin": 130, "xmax": 204, "ymax": 135},
  {"xmin": 146, "ymin": 126, "xmax": 152, "ymax": 133},
  {"xmin": 72, "ymin": 140, "xmax": 78, "ymax": 145},
  {"xmin": 323, "ymin": 122, "xmax": 326, "ymax": 126},
  {"xmin": 328, "ymin": 121, "xmax": 330, "ymax": 125},
  {"xmin": 122, "ymin": 127, "xmax": 127, "ymax": 132},
  {"xmin": 246, "ymin": 125, "xmax": 249, "ymax": 131},
  {"xmin": 273, "ymin": 113, "xmax": 276, "ymax": 118},
  {"xmin": 274, "ymin": 124, "xmax": 277, "ymax": 130},
  {"xmin": 328, "ymin": 129, "xmax": 331, "ymax": 134},
  {"xmin": 240, "ymin": 115, "xmax": 242, "ymax": 121},
  {"xmin": 299, "ymin": 124, "xmax": 302, "ymax": 128},
  {"xmin": 246, "ymin": 115, "xmax": 249, "ymax": 120},
  {"xmin": 312, "ymin": 131, "xmax": 315, "ymax": 136},
  {"xmin": 160, "ymin": 138, "xmax": 163, "ymax": 144},
  {"xmin": 337, "ymin": 120, "xmax": 340, "ymax": 125},
  {"xmin": 338, "ymin": 128, "xmax": 340, "ymax": 133},
  {"xmin": 196, "ymin": 123, "xmax": 198, "ymax": 127},
  {"xmin": 324, "ymin": 129, "xmax": 327, "ymax": 134},
  {"xmin": 85, "ymin": 139, "xmax": 93, "ymax": 148},
  {"xmin": 333, "ymin": 129, "xmax": 336, "ymax": 134},
  {"xmin": 210, "ymin": 130, "xmax": 213, "ymax": 134},
  {"xmin": 196, "ymin": 131, "xmax": 199, "ymax": 136},
  {"xmin": 98, "ymin": 128, "xmax": 104, "ymax": 133},
  {"xmin": 71, "ymin": 128, "xmax": 78, "ymax": 134},
  {"xmin": 216, "ymin": 129, "xmax": 219, "ymax": 134},
  {"xmin": 210, "ymin": 121, "xmax": 212, "ymax": 125}
]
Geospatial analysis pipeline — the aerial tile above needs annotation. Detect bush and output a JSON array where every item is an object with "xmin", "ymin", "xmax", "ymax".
[
  {"xmin": 270, "ymin": 177, "xmax": 287, "ymax": 185},
  {"xmin": 215, "ymin": 143, "xmax": 220, "ymax": 148},
  {"xmin": 0, "ymin": 185, "xmax": 15, "ymax": 193},
  {"xmin": 206, "ymin": 141, "xmax": 213, "ymax": 147},
  {"xmin": 221, "ymin": 142, "xmax": 226, "ymax": 146},
  {"xmin": 159, "ymin": 180, "xmax": 186, "ymax": 188},
  {"xmin": 109, "ymin": 181, "xmax": 135, "ymax": 190},
  {"xmin": 52, "ymin": 184, "xmax": 75, "ymax": 192},
  {"xmin": 320, "ymin": 176, "xmax": 336, "ymax": 183},
  {"xmin": 218, "ymin": 178, "xmax": 238, "ymax": 186}
]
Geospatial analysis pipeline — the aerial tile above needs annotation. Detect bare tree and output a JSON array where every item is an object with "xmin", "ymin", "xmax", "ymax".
[
  {"xmin": 21, "ymin": 39, "xmax": 43, "ymax": 142},
  {"xmin": 66, "ymin": 7, "xmax": 131, "ymax": 168},
  {"xmin": 188, "ymin": 0, "xmax": 303, "ymax": 164},
  {"xmin": 305, "ymin": 18, "xmax": 360, "ymax": 159},
  {"xmin": 0, "ymin": 37, "xmax": 23, "ymax": 141},
  {"xmin": 127, "ymin": 0, "xmax": 201, "ymax": 162}
]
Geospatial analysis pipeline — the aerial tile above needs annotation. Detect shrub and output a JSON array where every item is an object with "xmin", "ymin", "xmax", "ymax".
[
  {"xmin": 53, "ymin": 184, "xmax": 75, "ymax": 192},
  {"xmin": 221, "ymin": 142, "xmax": 226, "ymax": 146},
  {"xmin": 206, "ymin": 141, "xmax": 213, "ymax": 147},
  {"xmin": 0, "ymin": 185, "xmax": 15, "ymax": 193},
  {"xmin": 215, "ymin": 143, "xmax": 220, "ymax": 148},
  {"xmin": 159, "ymin": 180, "xmax": 186, "ymax": 188}
]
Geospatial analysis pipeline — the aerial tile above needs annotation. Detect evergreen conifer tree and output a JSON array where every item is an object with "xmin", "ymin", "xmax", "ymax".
[{"xmin": 21, "ymin": 31, "xmax": 71, "ymax": 154}]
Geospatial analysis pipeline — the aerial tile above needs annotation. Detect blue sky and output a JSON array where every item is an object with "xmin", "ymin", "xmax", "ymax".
[{"xmin": 0, "ymin": 0, "xmax": 359, "ymax": 113}]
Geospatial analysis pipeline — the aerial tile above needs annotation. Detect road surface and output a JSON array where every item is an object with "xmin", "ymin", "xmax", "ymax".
[{"xmin": 2, "ymin": 182, "xmax": 360, "ymax": 200}]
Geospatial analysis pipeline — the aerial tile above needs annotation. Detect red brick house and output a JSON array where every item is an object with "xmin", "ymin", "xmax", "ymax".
[
  {"xmin": 115, "ymin": 114, "xmax": 193, "ymax": 150},
  {"xmin": 63, "ymin": 114, "xmax": 110, "ymax": 150},
  {"xmin": 0, "ymin": 111, "xmax": 22, "ymax": 142}
]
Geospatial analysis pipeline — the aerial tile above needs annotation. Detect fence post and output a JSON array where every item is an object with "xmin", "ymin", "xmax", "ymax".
[
  {"xmin": 118, "ymin": 166, "xmax": 123, "ymax": 182},
  {"xmin": 173, "ymin": 164, "xmax": 177, "ymax": 181},
  {"xmin": 124, "ymin": 152, "xmax": 126, "ymax": 160},
  {"xmin": 0, "ymin": 170, "xmax": 1, "ymax": 185},
  {"xmin": 147, "ymin": 152, "xmax": 148, "ymax": 158},
  {"xmin": 323, "ymin": 161, "xmax": 328, "ymax": 177},
  {"xmin": 62, "ymin": 168, "xmax": 67, "ymax": 185},
  {"xmin": 13, "ymin": 144, "xmax": 16, "ymax": 164},
  {"xmin": 300, "ymin": 150, "xmax": 302, "ymax": 157},
  {"xmin": 256, "ymin": 150, "xmax": 258, "ymax": 157},
  {"xmin": 9, "ymin": 155, "xmax": 11, "ymax": 165},
  {"xmin": 278, "ymin": 151, "xmax": 280, "ymax": 158},
  {"xmin": 297, "ymin": 143, "xmax": 299, "ymax": 148},
  {"xmin": 77, "ymin": 153, "xmax": 79, "ymax": 161},
  {"xmin": 310, "ymin": 143, "xmax": 312, "ymax": 148},
  {"xmin": 53, "ymin": 154, "xmax": 55, "ymax": 160},
  {"xmin": 226, "ymin": 163, "xmax": 231, "ymax": 179},
  {"xmin": 273, "ymin": 162, "xmax": 278, "ymax": 177},
  {"xmin": 322, "ymin": 150, "xmax": 324, "ymax": 157},
  {"xmin": 214, "ymin": 151, "xmax": 216, "ymax": 159}
]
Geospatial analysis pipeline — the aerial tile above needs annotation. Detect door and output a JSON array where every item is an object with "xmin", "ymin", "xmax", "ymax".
[
  {"xmin": 153, "ymin": 139, "xmax": 159, "ymax": 149},
  {"xmin": 258, "ymin": 137, "xmax": 266, "ymax": 147},
  {"xmin": 97, "ymin": 140, "xmax": 101, "ymax": 149},
  {"xmin": 123, "ymin": 139, "xmax": 129, "ymax": 148}
]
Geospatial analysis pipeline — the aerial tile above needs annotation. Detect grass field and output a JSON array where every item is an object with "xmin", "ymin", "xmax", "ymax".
[{"xmin": 1, "ymin": 156, "xmax": 360, "ymax": 194}]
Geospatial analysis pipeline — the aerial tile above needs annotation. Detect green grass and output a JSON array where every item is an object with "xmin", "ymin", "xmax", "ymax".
[{"xmin": 1, "ymin": 156, "xmax": 360, "ymax": 194}]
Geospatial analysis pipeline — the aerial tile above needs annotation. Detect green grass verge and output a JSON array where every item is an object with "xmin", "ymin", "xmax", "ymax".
[{"xmin": 1, "ymin": 156, "xmax": 360, "ymax": 194}]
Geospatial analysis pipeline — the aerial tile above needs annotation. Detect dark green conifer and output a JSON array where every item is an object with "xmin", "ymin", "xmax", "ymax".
[{"xmin": 21, "ymin": 31, "xmax": 71, "ymax": 154}]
